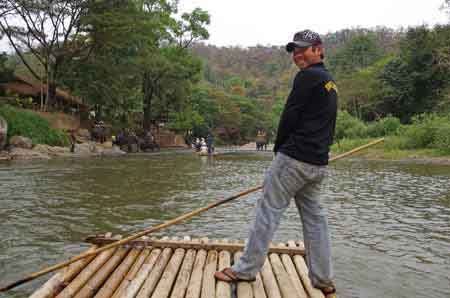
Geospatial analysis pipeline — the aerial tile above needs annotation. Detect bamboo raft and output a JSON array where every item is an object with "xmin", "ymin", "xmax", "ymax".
[{"xmin": 29, "ymin": 234, "xmax": 325, "ymax": 298}]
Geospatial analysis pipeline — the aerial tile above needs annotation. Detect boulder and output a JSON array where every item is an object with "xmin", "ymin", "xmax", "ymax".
[
  {"xmin": 10, "ymin": 136, "xmax": 33, "ymax": 149},
  {"xmin": 9, "ymin": 147, "xmax": 50, "ymax": 160},
  {"xmin": 0, "ymin": 151, "xmax": 11, "ymax": 161},
  {"xmin": 0, "ymin": 116, "xmax": 7, "ymax": 151},
  {"xmin": 33, "ymin": 144, "xmax": 70, "ymax": 156}
]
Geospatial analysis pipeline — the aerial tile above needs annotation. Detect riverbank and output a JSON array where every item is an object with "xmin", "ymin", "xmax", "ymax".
[
  {"xmin": 331, "ymin": 137, "xmax": 450, "ymax": 165},
  {"xmin": 2, "ymin": 139, "xmax": 450, "ymax": 165},
  {"xmin": 340, "ymin": 148, "xmax": 450, "ymax": 165},
  {"xmin": 0, "ymin": 141, "xmax": 127, "ymax": 161},
  {"xmin": 240, "ymin": 141, "xmax": 450, "ymax": 165}
]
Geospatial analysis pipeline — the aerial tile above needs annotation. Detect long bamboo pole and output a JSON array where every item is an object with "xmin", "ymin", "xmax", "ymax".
[{"xmin": 0, "ymin": 138, "xmax": 384, "ymax": 293}]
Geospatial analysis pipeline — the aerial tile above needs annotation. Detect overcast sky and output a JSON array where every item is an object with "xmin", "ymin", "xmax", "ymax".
[
  {"xmin": 1, "ymin": 0, "xmax": 448, "ymax": 51},
  {"xmin": 178, "ymin": 0, "xmax": 449, "ymax": 47}
]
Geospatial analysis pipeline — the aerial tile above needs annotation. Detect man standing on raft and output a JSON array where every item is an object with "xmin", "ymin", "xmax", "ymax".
[{"xmin": 214, "ymin": 29, "xmax": 338, "ymax": 298}]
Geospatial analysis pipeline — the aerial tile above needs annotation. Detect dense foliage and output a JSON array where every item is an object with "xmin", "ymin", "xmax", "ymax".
[
  {"xmin": 2, "ymin": 1, "xmax": 450, "ymax": 149},
  {"xmin": 0, "ymin": 105, "xmax": 69, "ymax": 146},
  {"xmin": 333, "ymin": 111, "xmax": 450, "ymax": 154},
  {"xmin": 189, "ymin": 25, "xmax": 450, "ymax": 144}
]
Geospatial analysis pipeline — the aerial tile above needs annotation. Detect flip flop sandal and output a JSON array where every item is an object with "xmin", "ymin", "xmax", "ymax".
[
  {"xmin": 320, "ymin": 287, "xmax": 337, "ymax": 298},
  {"xmin": 214, "ymin": 267, "xmax": 256, "ymax": 283}
]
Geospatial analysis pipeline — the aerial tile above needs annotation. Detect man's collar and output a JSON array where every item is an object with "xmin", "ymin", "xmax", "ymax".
[{"xmin": 308, "ymin": 62, "xmax": 324, "ymax": 68}]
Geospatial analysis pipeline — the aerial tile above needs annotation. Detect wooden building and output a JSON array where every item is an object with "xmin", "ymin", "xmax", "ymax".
[{"xmin": 0, "ymin": 74, "xmax": 89, "ymax": 112}]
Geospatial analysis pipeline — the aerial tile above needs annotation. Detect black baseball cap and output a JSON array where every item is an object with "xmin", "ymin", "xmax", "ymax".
[{"xmin": 286, "ymin": 30, "xmax": 322, "ymax": 52}]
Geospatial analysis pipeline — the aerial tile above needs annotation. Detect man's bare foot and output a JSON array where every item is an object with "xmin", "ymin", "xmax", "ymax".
[
  {"xmin": 319, "ymin": 286, "xmax": 337, "ymax": 298},
  {"xmin": 214, "ymin": 268, "xmax": 256, "ymax": 283}
]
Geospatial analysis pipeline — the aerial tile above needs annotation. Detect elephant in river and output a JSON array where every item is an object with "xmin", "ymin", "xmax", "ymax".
[
  {"xmin": 91, "ymin": 123, "xmax": 107, "ymax": 143},
  {"xmin": 138, "ymin": 131, "xmax": 160, "ymax": 152},
  {"xmin": 255, "ymin": 131, "xmax": 268, "ymax": 151}
]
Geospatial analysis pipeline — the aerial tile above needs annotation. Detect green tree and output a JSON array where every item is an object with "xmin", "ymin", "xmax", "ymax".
[
  {"xmin": 338, "ymin": 56, "xmax": 392, "ymax": 120},
  {"xmin": 61, "ymin": 1, "xmax": 151, "ymax": 125},
  {"xmin": 138, "ymin": 1, "xmax": 210, "ymax": 131},
  {"xmin": 378, "ymin": 26, "xmax": 450, "ymax": 122},
  {"xmin": 189, "ymin": 83, "xmax": 219, "ymax": 135},
  {"xmin": 328, "ymin": 33, "xmax": 385, "ymax": 75},
  {"xmin": 142, "ymin": 46, "xmax": 203, "ymax": 130}
]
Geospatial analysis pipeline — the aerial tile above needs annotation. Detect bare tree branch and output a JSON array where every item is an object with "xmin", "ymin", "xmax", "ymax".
[
  {"xmin": 0, "ymin": 20, "xmax": 41, "ymax": 80},
  {"xmin": 0, "ymin": 0, "xmax": 90, "ymax": 106}
]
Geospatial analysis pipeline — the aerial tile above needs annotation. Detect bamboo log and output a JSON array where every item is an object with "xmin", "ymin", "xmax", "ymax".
[
  {"xmin": 260, "ymin": 257, "xmax": 281, "ymax": 298},
  {"xmin": 29, "ymin": 246, "xmax": 99, "ymax": 298},
  {"xmin": 269, "ymin": 251, "xmax": 299, "ymax": 298},
  {"xmin": 185, "ymin": 239, "xmax": 207, "ymax": 298},
  {"xmin": 170, "ymin": 247, "xmax": 196, "ymax": 298},
  {"xmin": 29, "ymin": 272, "xmax": 64, "ymax": 298},
  {"xmin": 232, "ymin": 241, "xmax": 266, "ymax": 298},
  {"xmin": 122, "ymin": 248, "xmax": 162, "ymax": 298},
  {"xmin": 216, "ymin": 239, "xmax": 231, "ymax": 298},
  {"xmin": 94, "ymin": 248, "xmax": 141, "ymax": 298},
  {"xmin": 56, "ymin": 237, "xmax": 117, "ymax": 298},
  {"xmin": 150, "ymin": 247, "xmax": 185, "ymax": 298},
  {"xmin": 288, "ymin": 241, "xmax": 324, "ymax": 298},
  {"xmin": 73, "ymin": 243, "xmax": 130, "ymax": 298},
  {"xmin": 200, "ymin": 241, "xmax": 217, "ymax": 298},
  {"xmin": 62, "ymin": 246, "xmax": 101, "ymax": 286},
  {"xmin": 252, "ymin": 273, "xmax": 267, "ymax": 298},
  {"xmin": 135, "ymin": 246, "xmax": 173, "ymax": 298},
  {"xmin": 110, "ymin": 248, "xmax": 150, "ymax": 298},
  {"xmin": 85, "ymin": 236, "xmax": 305, "ymax": 256},
  {"xmin": 233, "ymin": 252, "xmax": 253, "ymax": 298},
  {"xmin": 279, "ymin": 242, "xmax": 308, "ymax": 298}
]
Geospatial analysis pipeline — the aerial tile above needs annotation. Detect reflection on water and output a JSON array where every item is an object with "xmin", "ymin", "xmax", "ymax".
[{"xmin": 0, "ymin": 153, "xmax": 449, "ymax": 298}]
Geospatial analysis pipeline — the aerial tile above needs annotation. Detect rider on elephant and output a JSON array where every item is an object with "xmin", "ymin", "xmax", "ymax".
[{"xmin": 255, "ymin": 130, "xmax": 267, "ymax": 151}]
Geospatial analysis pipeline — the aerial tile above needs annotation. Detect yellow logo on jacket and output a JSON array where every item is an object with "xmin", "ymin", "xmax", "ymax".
[{"xmin": 324, "ymin": 81, "xmax": 338, "ymax": 93}]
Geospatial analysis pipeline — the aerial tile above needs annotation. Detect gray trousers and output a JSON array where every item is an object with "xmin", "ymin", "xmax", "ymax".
[{"xmin": 232, "ymin": 152, "xmax": 334, "ymax": 288}]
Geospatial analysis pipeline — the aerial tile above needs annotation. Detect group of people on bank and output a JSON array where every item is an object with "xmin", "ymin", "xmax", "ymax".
[{"xmin": 192, "ymin": 133, "xmax": 214, "ymax": 154}]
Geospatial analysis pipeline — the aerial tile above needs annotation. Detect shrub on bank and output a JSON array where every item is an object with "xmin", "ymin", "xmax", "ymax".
[
  {"xmin": 399, "ymin": 113, "xmax": 450, "ymax": 152},
  {"xmin": 335, "ymin": 110, "xmax": 368, "ymax": 141},
  {"xmin": 333, "ymin": 111, "xmax": 450, "ymax": 155},
  {"xmin": 367, "ymin": 116, "xmax": 401, "ymax": 137},
  {"xmin": 432, "ymin": 124, "xmax": 450, "ymax": 153},
  {"xmin": 0, "ymin": 104, "xmax": 69, "ymax": 146}
]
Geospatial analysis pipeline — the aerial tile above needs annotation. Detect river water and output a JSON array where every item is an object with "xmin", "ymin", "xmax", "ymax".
[{"xmin": 0, "ymin": 151, "xmax": 449, "ymax": 298}]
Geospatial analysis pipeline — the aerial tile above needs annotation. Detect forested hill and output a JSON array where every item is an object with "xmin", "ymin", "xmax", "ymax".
[
  {"xmin": 191, "ymin": 44, "xmax": 295, "ymax": 100},
  {"xmin": 192, "ymin": 27, "xmax": 402, "ymax": 85},
  {"xmin": 191, "ymin": 27, "xmax": 402, "ymax": 99},
  {"xmin": 191, "ymin": 25, "xmax": 450, "ymax": 125}
]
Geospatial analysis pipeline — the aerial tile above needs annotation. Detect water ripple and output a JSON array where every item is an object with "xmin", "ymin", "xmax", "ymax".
[{"xmin": 0, "ymin": 155, "xmax": 449, "ymax": 298}]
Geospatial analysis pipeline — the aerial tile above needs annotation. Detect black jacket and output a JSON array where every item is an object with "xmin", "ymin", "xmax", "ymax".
[{"xmin": 274, "ymin": 62, "xmax": 337, "ymax": 165}]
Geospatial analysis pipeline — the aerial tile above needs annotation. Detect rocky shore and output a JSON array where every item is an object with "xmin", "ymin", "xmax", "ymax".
[{"xmin": 0, "ymin": 136, "xmax": 126, "ymax": 161}]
